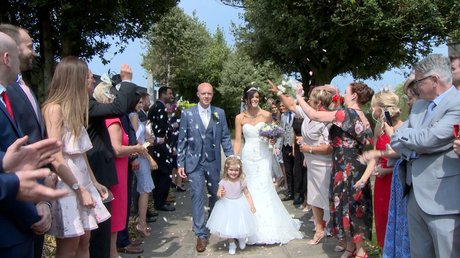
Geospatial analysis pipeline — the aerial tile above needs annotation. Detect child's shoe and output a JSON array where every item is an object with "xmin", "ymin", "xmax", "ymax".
[
  {"xmin": 229, "ymin": 242, "xmax": 237, "ymax": 255},
  {"xmin": 237, "ymin": 238, "xmax": 246, "ymax": 250}
]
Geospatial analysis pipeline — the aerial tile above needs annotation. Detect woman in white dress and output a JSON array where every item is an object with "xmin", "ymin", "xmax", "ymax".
[
  {"xmin": 233, "ymin": 85, "xmax": 304, "ymax": 245},
  {"xmin": 271, "ymin": 82, "xmax": 336, "ymax": 245},
  {"xmin": 43, "ymin": 56, "xmax": 110, "ymax": 258}
]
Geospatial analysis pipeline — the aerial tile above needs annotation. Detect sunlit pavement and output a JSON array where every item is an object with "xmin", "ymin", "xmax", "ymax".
[{"xmin": 120, "ymin": 144, "xmax": 343, "ymax": 258}]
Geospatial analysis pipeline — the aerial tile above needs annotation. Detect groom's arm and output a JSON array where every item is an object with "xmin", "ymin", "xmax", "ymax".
[{"xmin": 219, "ymin": 110, "xmax": 234, "ymax": 157}]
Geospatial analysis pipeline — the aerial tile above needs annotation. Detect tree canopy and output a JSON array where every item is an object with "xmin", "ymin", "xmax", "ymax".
[
  {"xmin": 142, "ymin": 6, "xmax": 285, "ymax": 122},
  {"xmin": 1, "ymin": 0, "xmax": 177, "ymax": 100},
  {"xmin": 230, "ymin": 0, "xmax": 460, "ymax": 92}
]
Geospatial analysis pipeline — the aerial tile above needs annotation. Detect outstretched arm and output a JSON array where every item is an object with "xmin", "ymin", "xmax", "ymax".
[{"xmin": 268, "ymin": 79, "xmax": 297, "ymax": 113}]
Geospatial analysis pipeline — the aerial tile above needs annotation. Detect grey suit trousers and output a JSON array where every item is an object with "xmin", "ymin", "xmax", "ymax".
[{"xmin": 407, "ymin": 188, "xmax": 460, "ymax": 258}]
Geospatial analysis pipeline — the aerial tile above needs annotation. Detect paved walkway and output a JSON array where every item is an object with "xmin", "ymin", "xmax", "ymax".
[
  {"xmin": 121, "ymin": 142, "xmax": 343, "ymax": 258},
  {"xmin": 120, "ymin": 184, "xmax": 343, "ymax": 258}
]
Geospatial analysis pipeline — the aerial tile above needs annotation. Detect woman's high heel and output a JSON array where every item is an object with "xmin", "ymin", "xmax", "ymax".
[
  {"xmin": 341, "ymin": 248, "xmax": 356, "ymax": 258},
  {"xmin": 307, "ymin": 231, "xmax": 326, "ymax": 245},
  {"xmin": 135, "ymin": 218, "xmax": 151, "ymax": 237},
  {"xmin": 176, "ymin": 185, "xmax": 186, "ymax": 192},
  {"xmin": 355, "ymin": 253, "xmax": 369, "ymax": 258}
]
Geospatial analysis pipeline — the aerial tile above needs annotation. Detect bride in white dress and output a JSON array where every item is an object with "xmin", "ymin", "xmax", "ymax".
[{"xmin": 233, "ymin": 86, "xmax": 304, "ymax": 245}]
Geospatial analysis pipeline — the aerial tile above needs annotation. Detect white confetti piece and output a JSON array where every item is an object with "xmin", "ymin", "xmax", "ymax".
[{"xmin": 163, "ymin": 217, "xmax": 168, "ymax": 222}]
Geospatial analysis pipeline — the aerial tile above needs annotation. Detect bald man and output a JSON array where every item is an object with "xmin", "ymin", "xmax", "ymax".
[
  {"xmin": 0, "ymin": 31, "xmax": 41, "ymax": 257},
  {"xmin": 177, "ymin": 83, "xmax": 234, "ymax": 252}
]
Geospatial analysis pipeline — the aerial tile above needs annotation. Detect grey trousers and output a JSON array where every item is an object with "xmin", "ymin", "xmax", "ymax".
[{"xmin": 407, "ymin": 188, "xmax": 460, "ymax": 258}]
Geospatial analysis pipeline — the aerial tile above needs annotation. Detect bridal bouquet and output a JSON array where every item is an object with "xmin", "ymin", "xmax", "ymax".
[{"xmin": 259, "ymin": 122, "xmax": 284, "ymax": 140}]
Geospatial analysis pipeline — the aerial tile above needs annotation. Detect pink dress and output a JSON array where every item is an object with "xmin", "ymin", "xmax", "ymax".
[
  {"xmin": 106, "ymin": 118, "xmax": 129, "ymax": 232},
  {"xmin": 48, "ymin": 126, "xmax": 110, "ymax": 238}
]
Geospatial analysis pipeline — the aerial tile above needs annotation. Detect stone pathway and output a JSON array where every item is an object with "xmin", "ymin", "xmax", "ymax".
[{"xmin": 119, "ymin": 182, "xmax": 343, "ymax": 258}]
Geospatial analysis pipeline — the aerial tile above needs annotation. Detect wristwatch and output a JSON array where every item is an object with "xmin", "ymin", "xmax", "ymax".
[
  {"xmin": 309, "ymin": 146, "xmax": 313, "ymax": 154},
  {"xmin": 71, "ymin": 183, "xmax": 80, "ymax": 191}
]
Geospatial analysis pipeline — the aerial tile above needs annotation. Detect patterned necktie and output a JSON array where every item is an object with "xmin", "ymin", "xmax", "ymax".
[
  {"xmin": 203, "ymin": 110, "xmax": 209, "ymax": 129},
  {"xmin": 1, "ymin": 91, "xmax": 16, "ymax": 123}
]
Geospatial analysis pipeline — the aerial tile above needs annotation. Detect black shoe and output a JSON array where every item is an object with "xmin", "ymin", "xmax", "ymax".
[
  {"xmin": 146, "ymin": 217, "xmax": 157, "ymax": 223},
  {"xmin": 157, "ymin": 205, "xmax": 176, "ymax": 211},
  {"xmin": 293, "ymin": 197, "xmax": 304, "ymax": 205},
  {"xmin": 146, "ymin": 210, "xmax": 158, "ymax": 217},
  {"xmin": 176, "ymin": 186, "xmax": 186, "ymax": 192},
  {"xmin": 281, "ymin": 194, "xmax": 294, "ymax": 201}
]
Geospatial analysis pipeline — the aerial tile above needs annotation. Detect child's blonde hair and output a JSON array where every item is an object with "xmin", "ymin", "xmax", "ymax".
[{"xmin": 223, "ymin": 156, "xmax": 245, "ymax": 181}]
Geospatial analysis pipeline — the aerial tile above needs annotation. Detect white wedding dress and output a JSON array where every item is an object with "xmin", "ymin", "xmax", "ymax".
[{"xmin": 242, "ymin": 122, "xmax": 304, "ymax": 245}]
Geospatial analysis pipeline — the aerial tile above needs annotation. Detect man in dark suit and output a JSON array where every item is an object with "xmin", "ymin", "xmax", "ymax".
[
  {"xmin": 86, "ymin": 65, "xmax": 139, "ymax": 258},
  {"xmin": 0, "ymin": 23, "xmax": 50, "ymax": 258},
  {"xmin": 275, "ymin": 94, "xmax": 296, "ymax": 201},
  {"xmin": 0, "ymin": 31, "xmax": 41, "ymax": 258},
  {"xmin": 148, "ymin": 87, "xmax": 178, "ymax": 211}
]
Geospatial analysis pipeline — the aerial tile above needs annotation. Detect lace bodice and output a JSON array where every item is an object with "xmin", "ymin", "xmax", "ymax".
[{"xmin": 61, "ymin": 126, "xmax": 92, "ymax": 155}]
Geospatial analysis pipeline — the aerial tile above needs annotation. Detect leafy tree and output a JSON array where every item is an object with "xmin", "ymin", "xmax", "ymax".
[
  {"xmin": 218, "ymin": 48, "xmax": 285, "ymax": 122},
  {"xmin": 1, "ymin": 0, "xmax": 177, "ymax": 100},
  {"xmin": 141, "ymin": 7, "xmax": 212, "ymax": 102},
  {"xmin": 230, "ymin": 0, "xmax": 460, "ymax": 93}
]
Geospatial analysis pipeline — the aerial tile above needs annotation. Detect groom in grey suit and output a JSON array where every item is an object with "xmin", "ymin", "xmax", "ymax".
[
  {"xmin": 391, "ymin": 54, "xmax": 460, "ymax": 258},
  {"xmin": 177, "ymin": 83, "xmax": 234, "ymax": 252}
]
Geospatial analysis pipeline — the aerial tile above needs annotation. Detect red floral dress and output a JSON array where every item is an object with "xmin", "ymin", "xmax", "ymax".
[{"xmin": 328, "ymin": 108, "xmax": 374, "ymax": 243}]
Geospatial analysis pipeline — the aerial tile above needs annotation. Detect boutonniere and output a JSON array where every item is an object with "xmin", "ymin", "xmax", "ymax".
[{"xmin": 212, "ymin": 111, "xmax": 219, "ymax": 122}]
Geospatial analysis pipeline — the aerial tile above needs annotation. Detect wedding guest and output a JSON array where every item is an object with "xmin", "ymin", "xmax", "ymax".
[
  {"xmin": 93, "ymin": 81, "xmax": 147, "ymax": 258},
  {"xmin": 129, "ymin": 96, "xmax": 158, "ymax": 237},
  {"xmin": 355, "ymin": 90, "xmax": 403, "ymax": 248},
  {"xmin": 292, "ymin": 112, "xmax": 307, "ymax": 206},
  {"xmin": 275, "ymin": 94, "xmax": 295, "ymax": 201},
  {"xmin": 275, "ymin": 100, "xmax": 288, "ymax": 190},
  {"xmin": 269, "ymin": 101, "xmax": 283, "ymax": 182},
  {"xmin": 43, "ymin": 56, "xmax": 111, "ymax": 258},
  {"xmin": 86, "ymin": 65, "xmax": 138, "ymax": 258},
  {"xmin": 449, "ymin": 52, "xmax": 460, "ymax": 89},
  {"xmin": 206, "ymin": 156, "xmax": 257, "ymax": 255},
  {"xmin": 270, "ymin": 82, "xmax": 335, "ymax": 245},
  {"xmin": 380, "ymin": 75, "xmax": 417, "ymax": 258},
  {"xmin": 170, "ymin": 104, "xmax": 186, "ymax": 192},
  {"xmin": 288, "ymin": 82, "xmax": 374, "ymax": 258},
  {"xmin": 391, "ymin": 54, "xmax": 460, "ymax": 258},
  {"xmin": 0, "ymin": 24, "xmax": 48, "ymax": 258},
  {"xmin": 148, "ymin": 87, "xmax": 178, "ymax": 212},
  {"xmin": 403, "ymin": 74, "xmax": 419, "ymax": 110},
  {"xmin": 0, "ymin": 32, "xmax": 45, "ymax": 257}
]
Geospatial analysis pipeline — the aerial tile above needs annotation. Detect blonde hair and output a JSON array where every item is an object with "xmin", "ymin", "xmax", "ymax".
[
  {"xmin": 42, "ymin": 56, "xmax": 88, "ymax": 139},
  {"xmin": 223, "ymin": 156, "xmax": 245, "ymax": 181},
  {"xmin": 310, "ymin": 88, "xmax": 335, "ymax": 110},
  {"xmin": 93, "ymin": 80, "xmax": 115, "ymax": 104},
  {"xmin": 371, "ymin": 91, "xmax": 400, "ymax": 130}
]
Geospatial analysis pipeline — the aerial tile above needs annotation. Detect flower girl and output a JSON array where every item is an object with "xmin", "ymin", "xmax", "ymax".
[{"xmin": 206, "ymin": 156, "xmax": 258, "ymax": 255}]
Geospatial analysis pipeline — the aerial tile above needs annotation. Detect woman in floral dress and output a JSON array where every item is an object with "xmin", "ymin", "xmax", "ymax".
[{"xmin": 292, "ymin": 82, "xmax": 374, "ymax": 258}]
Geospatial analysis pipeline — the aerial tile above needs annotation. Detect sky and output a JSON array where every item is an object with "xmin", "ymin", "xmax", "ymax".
[{"xmin": 87, "ymin": 0, "xmax": 448, "ymax": 93}]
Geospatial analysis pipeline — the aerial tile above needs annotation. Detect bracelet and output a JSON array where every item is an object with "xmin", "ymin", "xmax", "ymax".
[
  {"xmin": 276, "ymin": 91, "xmax": 283, "ymax": 96},
  {"xmin": 37, "ymin": 201, "xmax": 52, "ymax": 208}
]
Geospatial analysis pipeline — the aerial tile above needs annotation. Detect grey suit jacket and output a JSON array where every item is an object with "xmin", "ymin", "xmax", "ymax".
[
  {"xmin": 391, "ymin": 87, "xmax": 460, "ymax": 216},
  {"xmin": 275, "ymin": 111, "xmax": 294, "ymax": 148},
  {"xmin": 177, "ymin": 105, "xmax": 234, "ymax": 173}
]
